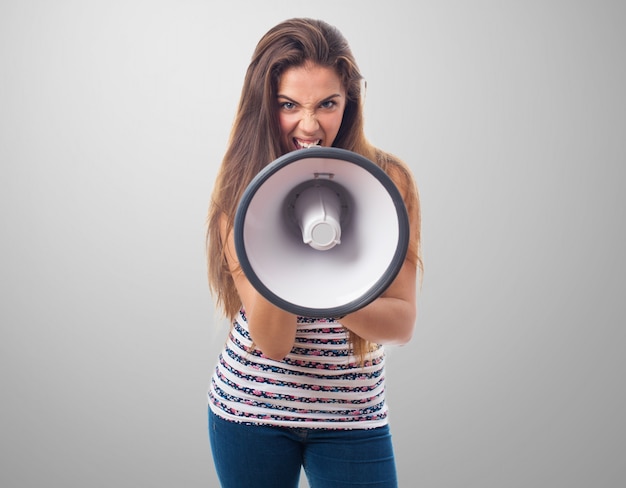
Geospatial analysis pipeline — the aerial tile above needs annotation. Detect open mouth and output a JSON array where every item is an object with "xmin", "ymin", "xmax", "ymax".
[{"xmin": 294, "ymin": 138, "xmax": 322, "ymax": 150}]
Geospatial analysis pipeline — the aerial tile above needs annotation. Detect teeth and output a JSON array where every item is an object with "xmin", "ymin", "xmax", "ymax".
[{"xmin": 296, "ymin": 139, "xmax": 321, "ymax": 149}]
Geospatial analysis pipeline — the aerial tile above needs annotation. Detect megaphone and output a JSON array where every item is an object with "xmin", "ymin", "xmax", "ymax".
[{"xmin": 234, "ymin": 146, "xmax": 409, "ymax": 318}]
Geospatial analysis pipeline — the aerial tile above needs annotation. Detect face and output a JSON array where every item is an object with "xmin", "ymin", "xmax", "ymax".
[{"xmin": 276, "ymin": 62, "xmax": 346, "ymax": 153}]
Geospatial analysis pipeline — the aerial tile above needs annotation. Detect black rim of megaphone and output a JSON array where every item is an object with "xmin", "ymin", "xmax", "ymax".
[{"xmin": 234, "ymin": 146, "xmax": 410, "ymax": 319}]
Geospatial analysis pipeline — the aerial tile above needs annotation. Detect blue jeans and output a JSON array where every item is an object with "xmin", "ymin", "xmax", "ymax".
[{"xmin": 208, "ymin": 409, "xmax": 398, "ymax": 488}]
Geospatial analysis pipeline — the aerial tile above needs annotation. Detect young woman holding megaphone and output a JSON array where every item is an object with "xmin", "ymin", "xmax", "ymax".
[{"xmin": 206, "ymin": 18, "xmax": 422, "ymax": 488}]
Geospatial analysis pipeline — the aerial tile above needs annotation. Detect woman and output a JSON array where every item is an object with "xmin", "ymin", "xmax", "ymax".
[{"xmin": 206, "ymin": 18, "xmax": 422, "ymax": 488}]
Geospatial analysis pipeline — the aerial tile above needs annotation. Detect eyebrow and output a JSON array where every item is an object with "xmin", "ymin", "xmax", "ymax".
[{"xmin": 276, "ymin": 93, "xmax": 343, "ymax": 103}]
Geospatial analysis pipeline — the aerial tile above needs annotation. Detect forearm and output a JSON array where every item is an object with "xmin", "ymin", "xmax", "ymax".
[
  {"xmin": 221, "ymin": 214, "xmax": 298, "ymax": 361},
  {"xmin": 245, "ymin": 293, "xmax": 298, "ymax": 361},
  {"xmin": 340, "ymin": 296, "xmax": 416, "ymax": 345}
]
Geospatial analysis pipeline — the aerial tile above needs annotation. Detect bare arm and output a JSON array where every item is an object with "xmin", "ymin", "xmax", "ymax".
[
  {"xmin": 220, "ymin": 215, "xmax": 298, "ymax": 360},
  {"xmin": 339, "ymin": 258, "xmax": 417, "ymax": 345},
  {"xmin": 340, "ymin": 162, "xmax": 420, "ymax": 345}
]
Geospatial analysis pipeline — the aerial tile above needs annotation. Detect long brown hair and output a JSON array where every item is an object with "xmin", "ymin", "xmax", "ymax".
[{"xmin": 207, "ymin": 18, "xmax": 421, "ymax": 359}]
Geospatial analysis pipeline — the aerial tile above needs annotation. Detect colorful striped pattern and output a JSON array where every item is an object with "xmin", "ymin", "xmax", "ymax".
[{"xmin": 208, "ymin": 310, "xmax": 388, "ymax": 429}]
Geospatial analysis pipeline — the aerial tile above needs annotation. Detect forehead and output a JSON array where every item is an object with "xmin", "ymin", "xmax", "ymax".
[{"xmin": 277, "ymin": 63, "xmax": 345, "ymax": 99}]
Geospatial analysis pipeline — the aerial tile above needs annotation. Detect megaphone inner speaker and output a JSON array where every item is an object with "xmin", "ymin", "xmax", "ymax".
[
  {"xmin": 285, "ymin": 178, "xmax": 350, "ymax": 251},
  {"xmin": 234, "ymin": 147, "xmax": 409, "ymax": 318}
]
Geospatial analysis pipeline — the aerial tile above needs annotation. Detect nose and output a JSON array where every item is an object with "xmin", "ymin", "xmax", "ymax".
[{"xmin": 299, "ymin": 110, "xmax": 320, "ymax": 134}]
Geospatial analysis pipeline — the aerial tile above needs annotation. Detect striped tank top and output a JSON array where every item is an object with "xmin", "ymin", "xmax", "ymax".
[{"xmin": 208, "ymin": 310, "xmax": 388, "ymax": 429}]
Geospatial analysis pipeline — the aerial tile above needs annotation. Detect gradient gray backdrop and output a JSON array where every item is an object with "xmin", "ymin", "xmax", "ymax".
[{"xmin": 1, "ymin": 1, "xmax": 624, "ymax": 487}]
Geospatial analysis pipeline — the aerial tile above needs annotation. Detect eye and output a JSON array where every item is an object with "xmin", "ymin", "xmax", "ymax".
[
  {"xmin": 280, "ymin": 101, "xmax": 296, "ymax": 110},
  {"xmin": 320, "ymin": 100, "xmax": 336, "ymax": 109}
]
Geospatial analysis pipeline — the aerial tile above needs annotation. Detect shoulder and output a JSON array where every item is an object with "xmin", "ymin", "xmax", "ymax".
[
  {"xmin": 373, "ymin": 149, "xmax": 417, "ymax": 201},
  {"xmin": 372, "ymin": 148, "xmax": 422, "ymax": 267}
]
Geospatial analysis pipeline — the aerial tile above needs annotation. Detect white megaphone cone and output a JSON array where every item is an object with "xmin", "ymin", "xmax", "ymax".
[{"xmin": 234, "ymin": 147, "xmax": 409, "ymax": 318}]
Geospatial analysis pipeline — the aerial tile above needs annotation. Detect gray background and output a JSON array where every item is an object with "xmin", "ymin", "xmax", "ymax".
[{"xmin": 1, "ymin": 1, "xmax": 624, "ymax": 487}]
